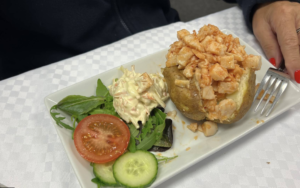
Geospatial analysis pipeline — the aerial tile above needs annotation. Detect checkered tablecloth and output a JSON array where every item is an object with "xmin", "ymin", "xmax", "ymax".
[{"xmin": 1, "ymin": 7, "xmax": 300, "ymax": 188}]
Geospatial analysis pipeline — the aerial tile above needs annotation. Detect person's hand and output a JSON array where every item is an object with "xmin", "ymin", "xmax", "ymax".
[{"xmin": 252, "ymin": 1, "xmax": 300, "ymax": 83}]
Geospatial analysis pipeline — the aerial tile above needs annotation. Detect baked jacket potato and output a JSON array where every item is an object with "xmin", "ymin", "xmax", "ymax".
[
  {"xmin": 163, "ymin": 66, "xmax": 256, "ymax": 124},
  {"xmin": 163, "ymin": 24, "xmax": 261, "ymax": 124}
]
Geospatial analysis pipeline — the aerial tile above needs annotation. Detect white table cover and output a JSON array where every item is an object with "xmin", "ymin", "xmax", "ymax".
[{"xmin": 1, "ymin": 7, "xmax": 300, "ymax": 188}]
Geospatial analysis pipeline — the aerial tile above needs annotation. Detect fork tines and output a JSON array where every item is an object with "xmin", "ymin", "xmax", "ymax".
[{"xmin": 254, "ymin": 68, "xmax": 290, "ymax": 117}]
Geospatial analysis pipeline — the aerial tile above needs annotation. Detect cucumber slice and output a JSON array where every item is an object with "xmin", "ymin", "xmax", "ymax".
[
  {"xmin": 113, "ymin": 150, "xmax": 158, "ymax": 188},
  {"xmin": 93, "ymin": 161, "xmax": 118, "ymax": 186}
]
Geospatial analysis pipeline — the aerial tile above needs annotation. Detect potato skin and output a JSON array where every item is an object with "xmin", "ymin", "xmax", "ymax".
[
  {"xmin": 163, "ymin": 66, "xmax": 206, "ymax": 121},
  {"xmin": 211, "ymin": 68, "xmax": 256, "ymax": 124},
  {"xmin": 163, "ymin": 67, "xmax": 256, "ymax": 123}
]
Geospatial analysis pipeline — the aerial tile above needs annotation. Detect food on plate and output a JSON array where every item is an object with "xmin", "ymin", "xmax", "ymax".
[
  {"xmin": 187, "ymin": 121, "xmax": 218, "ymax": 136},
  {"xmin": 187, "ymin": 123, "xmax": 198, "ymax": 132},
  {"xmin": 163, "ymin": 24, "xmax": 261, "ymax": 124},
  {"xmin": 198, "ymin": 121, "xmax": 218, "ymax": 137},
  {"xmin": 74, "ymin": 114, "xmax": 130, "ymax": 163},
  {"xmin": 109, "ymin": 66, "xmax": 169, "ymax": 128},
  {"xmin": 167, "ymin": 110, "xmax": 177, "ymax": 118},
  {"xmin": 50, "ymin": 74, "xmax": 174, "ymax": 153},
  {"xmin": 49, "ymin": 69, "xmax": 177, "ymax": 188},
  {"xmin": 92, "ymin": 151, "xmax": 176, "ymax": 188},
  {"xmin": 93, "ymin": 161, "xmax": 118, "ymax": 186},
  {"xmin": 155, "ymin": 154, "xmax": 178, "ymax": 163},
  {"xmin": 255, "ymin": 83, "xmax": 275, "ymax": 103},
  {"xmin": 113, "ymin": 150, "xmax": 158, "ymax": 188}
]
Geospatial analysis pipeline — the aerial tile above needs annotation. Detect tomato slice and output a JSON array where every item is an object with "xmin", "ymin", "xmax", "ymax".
[{"xmin": 74, "ymin": 114, "xmax": 130, "ymax": 163}]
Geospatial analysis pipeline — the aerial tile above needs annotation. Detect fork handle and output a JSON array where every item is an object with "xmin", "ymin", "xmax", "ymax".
[{"xmin": 278, "ymin": 59, "xmax": 285, "ymax": 71}]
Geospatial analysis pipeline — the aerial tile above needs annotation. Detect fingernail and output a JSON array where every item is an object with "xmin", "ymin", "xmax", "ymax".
[
  {"xmin": 295, "ymin": 70, "xmax": 300, "ymax": 84},
  {"xmin": 269, "ymin": 58, "xmax": 276, "ymax": 66}
]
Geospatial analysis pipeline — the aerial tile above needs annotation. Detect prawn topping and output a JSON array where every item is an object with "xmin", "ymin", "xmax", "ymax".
[
  {"xmin": 209, "ymin": 63, "xmax": 228, "ymax": 81},
  {"xmin": 183, "ymin": 34, "xmax": 205, "ymax": 52},
  {"xmin": 201, "ymin": 86, "xmax": 215, "ymax": 100},
  {"xmin": 242, "ymin": 54, "xmax": 262, "ymax": 70},
  {"xmin": 218, "ymin": 81, "xmax": 239, "ymax": 94},
  {"xmin": 177, "ymin": 29, "xmax": 191, "ymax": 41},
  {"xmin": 219, "ymin": 55, "xmax": 235, "ymax": 69},
  {"xmin": 215, "ymin": 99, "xmax": 237, "ymax": 121},
  {"xmin": 177, "ymin": 47, "xmax": 194, "ymax": 67}
]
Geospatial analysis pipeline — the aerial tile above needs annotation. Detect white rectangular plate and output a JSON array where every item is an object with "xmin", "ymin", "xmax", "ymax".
[{"xmin": 44, "ymin": 29, "xmax": 300, "ymax": 188}]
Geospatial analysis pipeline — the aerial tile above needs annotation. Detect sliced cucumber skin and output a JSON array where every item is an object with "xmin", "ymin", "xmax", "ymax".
[
  {"xmin": 93, "ymin": 162, "xmax": 119, "ymax": 186},
  {"xmin": 113, "ymin": 150, "xmax": 158, "ymax": 188}
]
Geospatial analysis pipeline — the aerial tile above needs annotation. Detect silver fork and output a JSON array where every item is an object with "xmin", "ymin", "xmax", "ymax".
[{"xmin": 254, "ymin": 60, "xmax": 290, "ymax": 116}]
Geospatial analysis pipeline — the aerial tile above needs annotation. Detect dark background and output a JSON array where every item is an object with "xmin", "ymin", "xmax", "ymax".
[
  {"xmin": 170, "ymin": 0, "xmax": 237, "ymax": 21},
  {"xmin": 0, "ymin": 0, "xmax": 237, "ymax": 80}
]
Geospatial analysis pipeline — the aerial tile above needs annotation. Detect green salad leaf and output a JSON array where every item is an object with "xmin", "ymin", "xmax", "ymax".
[
  {"xmin": 128, "ymin": 123, "xmax": 139, "ymax": 137},
  {"xmin": 96, "ymin": 79, "xmax": 109, "ymax": 97},
  {"xmin": 127, "ymin": 123, "xmax": 139, "ymax": 152},
  {"xmin": 56, "ymin": 95, "xmax": 105, "ymax": 116},
  {"xmin": 141, "ymin": 118, "xmax": 153, "ymax": 140},
  {"xmin": 128, "ymin": 136, "xmax": 137, "ymax": 153},
  {"xmin": 50, "ymin": 105, "xmax": 75, "ymax": 130},
  {"xmin": 134, "ymin": 108, "xmax": 169, "ymax": 151},
  {"xmin": 103, "ymin": 94, "xmax": 115, "ymax": 111},
  {"xmin": 153, "ymin": 109, "xmax": 167, "ymax": 142},
  {"xmin": 150, "ymin": 118, "xmax": 173, "ymax": 151},
  {"xmin": 49, "ymin": 79, "xmax": 116, "ymax": 135},
  {"xmin": 155, "ymin": 155, "xmax": 178, "ymax": 163},
  {"xmin": 136, "ymin": 131, "xmax": 157, "ymax": 150}
]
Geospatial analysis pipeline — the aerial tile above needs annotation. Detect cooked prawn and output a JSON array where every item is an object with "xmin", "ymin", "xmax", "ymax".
[{"xmin": 209, "ymin": 63, "xmax": 228, "ymax": 81}]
